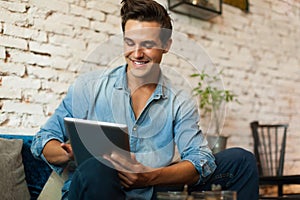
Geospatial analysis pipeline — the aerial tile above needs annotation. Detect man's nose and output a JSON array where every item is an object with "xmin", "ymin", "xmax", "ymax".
[{"xmin": 133, "ymin": 45, "xmax": 144, "ymax": 58}]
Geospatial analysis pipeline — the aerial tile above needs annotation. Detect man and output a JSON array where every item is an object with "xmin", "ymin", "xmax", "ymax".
[{"xmin": 31, "ymin": 0, "xmax": 259, "ymax": 199}]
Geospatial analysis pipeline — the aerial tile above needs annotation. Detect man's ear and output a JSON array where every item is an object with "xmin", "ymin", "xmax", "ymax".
[{"xmin": 163, "ymin": 39, "xmax": 172, "ymax": 54}]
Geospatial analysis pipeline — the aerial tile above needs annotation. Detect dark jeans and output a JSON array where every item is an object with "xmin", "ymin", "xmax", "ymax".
[{"xmin": 68, "ymin": 148, "xmax": 259, "ymax": 200}]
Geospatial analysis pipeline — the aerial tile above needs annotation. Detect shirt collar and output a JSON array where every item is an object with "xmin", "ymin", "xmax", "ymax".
[
  {"xmin": 113, "ymin": 64, "xmax": 168, "ymax": 99},
  {"xmin": 153, "ymin": 73, "xmax": 168, "ymax": 100},
  {"xmin": 113, "ymin": 64, "xmax": 128, "ymax": 91}
]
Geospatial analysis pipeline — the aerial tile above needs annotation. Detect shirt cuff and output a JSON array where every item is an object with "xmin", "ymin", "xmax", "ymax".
[
  {"xmin": 182, "ymin": 155, "xmax": 216, "ymax": 183},
  {"xmin": 31, "ymin": 133, "xmax": 65, "ymax": 175}
]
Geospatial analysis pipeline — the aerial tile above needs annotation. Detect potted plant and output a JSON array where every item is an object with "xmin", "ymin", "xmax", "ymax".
[{"xmin": 190, "ymin": 70, "xmax": 239, "ymax": 153}]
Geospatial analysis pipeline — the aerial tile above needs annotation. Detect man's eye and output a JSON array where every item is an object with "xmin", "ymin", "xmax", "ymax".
[
  {"xmin": 124, "ymin": 39, "xmax": 134, "ymax": 46},
  {"xmin": 142, "ymin": 42, "xmax": 156, "ymax": 49}
]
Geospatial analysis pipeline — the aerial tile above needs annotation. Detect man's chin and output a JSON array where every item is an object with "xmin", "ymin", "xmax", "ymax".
[
  {"xmin": 127, "ymin": 62, "xmax": 160, "ymax": 79},
  {"xmin": 129, "ymin": 68, "xmax": 150, "ymax": 78}
]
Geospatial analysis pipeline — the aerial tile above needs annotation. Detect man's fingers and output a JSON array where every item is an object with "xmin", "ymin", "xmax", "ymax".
[
  {"xmin": 118, "ymin": 172, "xmax": 134, "ymax": 186},
  {"xmin": 110, "ymin": 152, "xmax": 137, "ymax": 169},
  {"xmin": 61, "ymin": 143, "xmax": 72, "ymax": 153},
  {"xmin": 103, "ymin": 154, "xmax": 132, "ymax": 172},
  {"xmin": 130, "ymin": 153, "xmax": 138, "ymax": 163}
]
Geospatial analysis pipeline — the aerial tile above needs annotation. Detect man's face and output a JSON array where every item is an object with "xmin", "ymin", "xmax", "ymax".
[{"xmin": 123, "ymin": 20, "xmax": 171, "ymax": 78}]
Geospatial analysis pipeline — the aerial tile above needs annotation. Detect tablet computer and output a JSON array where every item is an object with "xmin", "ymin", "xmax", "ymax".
[{"xmin": 64, "ymin": 117, "xmax": 130, "ymax": 166}]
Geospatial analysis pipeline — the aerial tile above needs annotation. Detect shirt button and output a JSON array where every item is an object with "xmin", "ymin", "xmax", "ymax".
[{"xmin": 133, "ymin": 126, "xmax": 137, "ymax": 131}]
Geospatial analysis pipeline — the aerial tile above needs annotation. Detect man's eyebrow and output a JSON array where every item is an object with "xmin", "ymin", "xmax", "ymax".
[
  {"xmin": 141, "ymin": 40, "xmax": 157, "ymax": 45},
  {"xmin": 143, "ymin": 40, "xmax": 156, "ymax": 43},
  {"xmin": 123, "ymin": 36, "xmax": 156, "ymax": 42}
]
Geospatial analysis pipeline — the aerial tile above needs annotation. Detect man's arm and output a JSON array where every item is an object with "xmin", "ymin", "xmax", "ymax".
[
  {"xmin": 151, "ymin": 160, "xmax": 199, "ymax": 186},
  {"xmin": 42, "ymin": 139, "xmax": 74, "ymax": 165},
  {"xmin": 103, "ymin": 153, "xmax": 199, "ymax": 188}
]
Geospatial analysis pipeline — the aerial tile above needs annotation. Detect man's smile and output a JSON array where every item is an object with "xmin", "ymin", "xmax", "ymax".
[{"xmin": 129, "ymin": 58, "xmax": 150, "ymax": 68}]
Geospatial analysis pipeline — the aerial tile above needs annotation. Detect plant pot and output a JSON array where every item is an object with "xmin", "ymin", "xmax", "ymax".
[{"xmin": 206, "ymin": 135, "xmax": 228, "ymax": 154}]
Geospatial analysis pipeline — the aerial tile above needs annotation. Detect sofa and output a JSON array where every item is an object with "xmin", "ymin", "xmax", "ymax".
[{"xmin": 0, "ymin": 134, "xmax": 52, "ymax": 200}]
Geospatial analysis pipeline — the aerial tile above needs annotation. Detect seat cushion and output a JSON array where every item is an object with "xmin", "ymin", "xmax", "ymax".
[{"xmin": 38, "ymin": 171, "xmax": 65, "ymax": 200}]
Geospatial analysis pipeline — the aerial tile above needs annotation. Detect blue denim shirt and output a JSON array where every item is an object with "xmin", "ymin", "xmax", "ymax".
[{"xmin": 31, "ymin": 65, "xmax": 216, "ymax": 199}]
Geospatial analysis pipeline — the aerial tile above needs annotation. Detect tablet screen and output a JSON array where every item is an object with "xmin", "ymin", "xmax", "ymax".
[{"xmin": 64, "ymin": 117, "xmax": 130, "ymax": 166}]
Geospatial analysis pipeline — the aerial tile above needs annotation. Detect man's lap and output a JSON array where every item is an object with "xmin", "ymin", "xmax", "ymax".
[{"xmin": 67, "ymin": 148, "xmax": 258, "ymax": 200}]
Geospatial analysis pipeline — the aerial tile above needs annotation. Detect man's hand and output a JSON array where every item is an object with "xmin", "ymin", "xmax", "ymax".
[
  {"xmin": 61, "ymin": 142, "xmax": 74, "ymax": 161},
  {"xmin": 103, "ymin": 152, "xmax": 160, "ymax": 188},
  {"xmin": 103, "ymin": 152, "xmax": 199, "ymax": 189}
]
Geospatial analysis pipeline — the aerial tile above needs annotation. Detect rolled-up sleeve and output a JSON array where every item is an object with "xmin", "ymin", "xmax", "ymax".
[
  {"xmin": 31, "ymin": 85, "xmax": 75, "ymax": 175},
  {"xmin": 31, "ymin": 131, "xmax": 65, "ymax": 174},
  {"xmin": 181, "ymin": 141, "xmax": 216, "ymax": 179},
  {"xmin": 31, "ymin": 73, "xmax": 92, "ymax": 175},
  {"xmin": 174, "ymin": 91, "xmax": 216, "ymax": 182}
]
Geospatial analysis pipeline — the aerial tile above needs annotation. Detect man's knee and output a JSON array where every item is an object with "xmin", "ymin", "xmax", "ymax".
[
  {"xmin": 215, "ymin": 147, "xmax": 258, "ymax": 171},
  {"xmin": 69, "ymin": 157, "xmax": 124, "ymax": 199},
  {"xmin": 216, "ymin": 147, "xmax": 255, "ymax": 160},
  {"xmin": 227, "ymin": 147, "xmax": 257, "ymax": 168},
  {"xmin": 74, "ymin": 157, "xmax": 117, "ymax": 184}
]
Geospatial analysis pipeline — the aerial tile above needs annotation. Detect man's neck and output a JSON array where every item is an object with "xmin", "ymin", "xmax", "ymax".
[{"xmin": 127, "ymin": 68, "xmax": 161, "ymax": 94}]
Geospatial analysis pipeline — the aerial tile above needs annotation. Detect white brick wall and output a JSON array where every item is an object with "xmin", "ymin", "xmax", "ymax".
[
  {"xmin": 2, "ymin": 101, "xmax": 43, "ymax": 115},
  {"xmin": 0, "ymin": 0, "xmax": 299, "ymax": 183},
  {"xmin": 0, "ymin": 35, "xmax": 27, "ymax": 50},
  {"xmin": 3, "ymin": 24, "xmax": 47, "ymax": 42},
  {"xmin": 0, "ymin": 47, "xmax": 6, "ymax": 59}
]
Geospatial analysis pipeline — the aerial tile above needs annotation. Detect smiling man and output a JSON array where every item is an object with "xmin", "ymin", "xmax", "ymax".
[
  {"xmin": 123, "ymin": 20, "xmax": 172, "ymax": 119},
  {"xmin": 31, "ymin": 0, "xmax": 259, "ymax": 199}
]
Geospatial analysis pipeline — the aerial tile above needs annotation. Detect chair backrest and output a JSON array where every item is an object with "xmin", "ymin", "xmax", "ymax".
[{"xmin": 250, "ymin": 121, "xmax": 288, "ymax": 177}]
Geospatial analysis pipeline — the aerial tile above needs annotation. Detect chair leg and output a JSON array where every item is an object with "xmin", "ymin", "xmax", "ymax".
[{"xmin": 278, "ymin": 184, "xmax": 283, "ymax": 196}]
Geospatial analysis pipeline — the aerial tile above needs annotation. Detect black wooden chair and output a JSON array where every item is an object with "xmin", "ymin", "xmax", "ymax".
[{"xmin": 251, "ymin": 121, "xmax": 300, "ymax": 199}]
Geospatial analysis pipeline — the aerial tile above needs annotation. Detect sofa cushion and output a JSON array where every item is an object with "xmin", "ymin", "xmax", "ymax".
[
  {"xmin": 0, "ymin": 135, "xmax": 52, "ymax": 200},
  {"xmin": 0, "ymin": 138, "xmax": 30, "ymax": 200}
]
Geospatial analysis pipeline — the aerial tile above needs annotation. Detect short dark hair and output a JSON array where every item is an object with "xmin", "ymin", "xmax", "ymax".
[{"xmin": 120, "ymin": 0, "xmax": 173, "ymax": 44}]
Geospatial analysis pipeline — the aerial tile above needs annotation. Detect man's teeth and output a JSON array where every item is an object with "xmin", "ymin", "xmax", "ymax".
[{"xmin": 134, "ymin": 61, "xmax": 147, "ymax": 65}]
